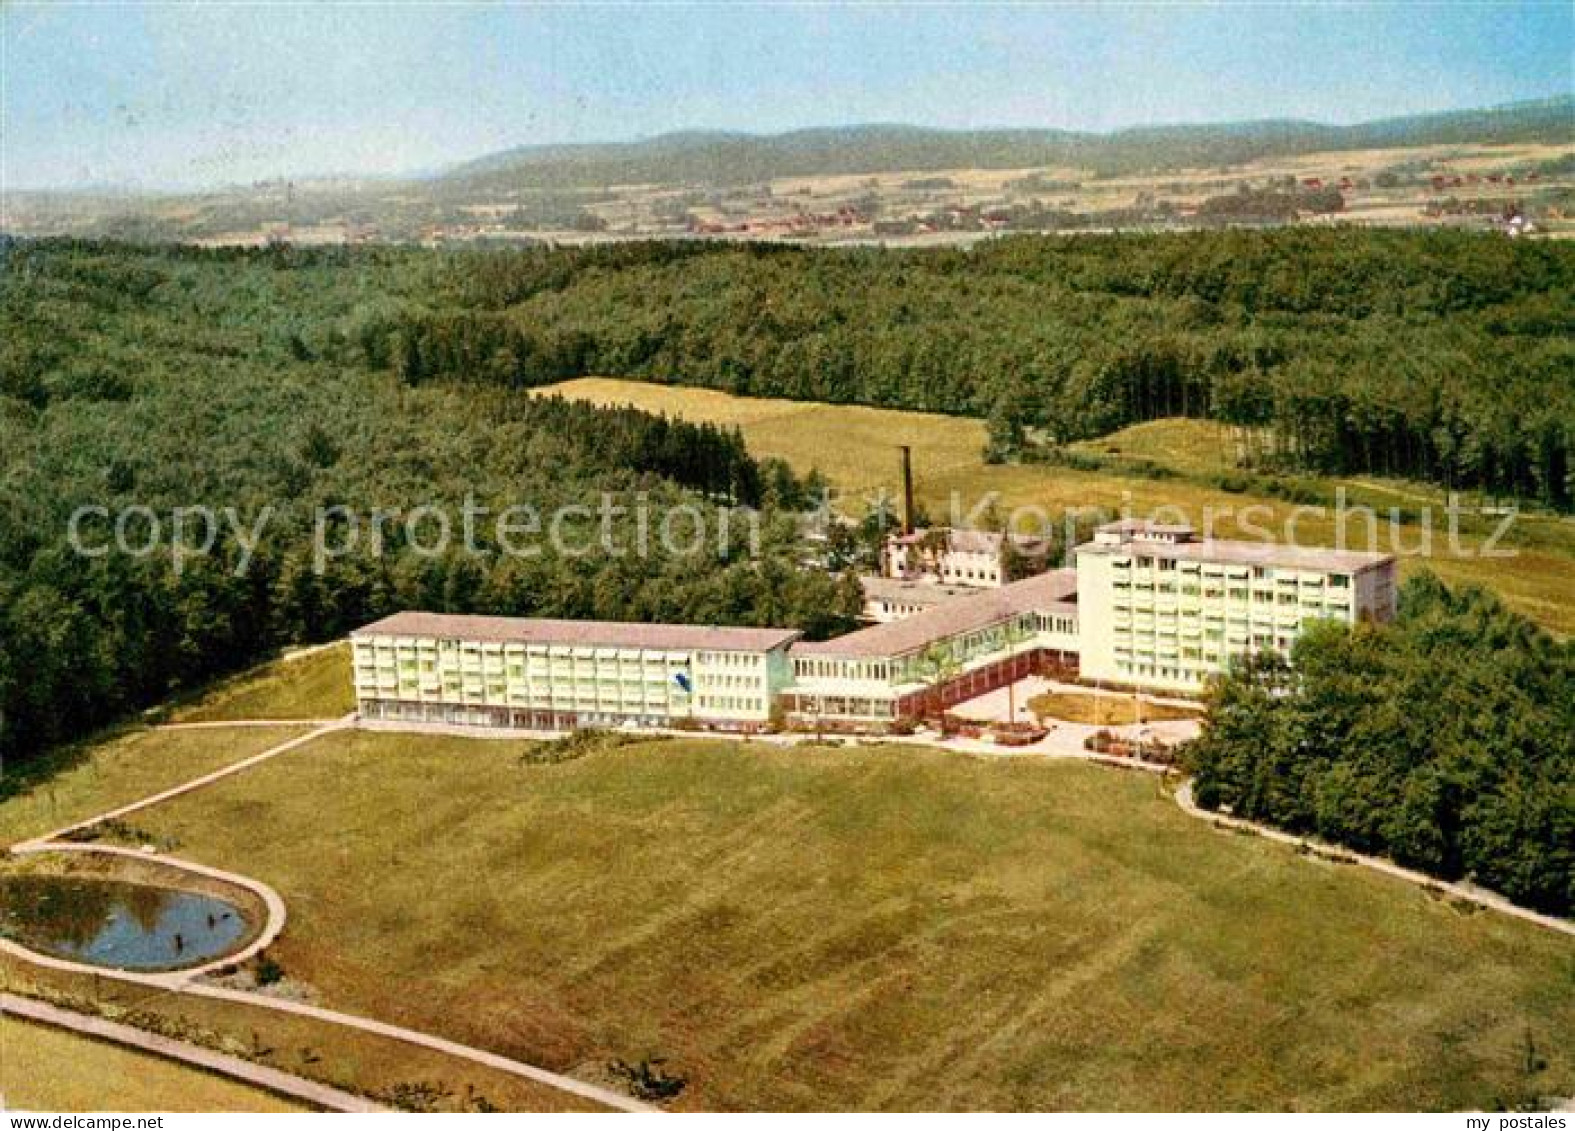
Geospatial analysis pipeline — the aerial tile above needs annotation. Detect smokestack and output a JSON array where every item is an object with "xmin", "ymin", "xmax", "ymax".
[{"xmin": 899, "ymin": 445, "xmax": 915, "ymax": 535}]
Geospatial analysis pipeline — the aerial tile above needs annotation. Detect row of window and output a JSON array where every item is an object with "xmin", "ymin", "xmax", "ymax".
[
  {"xmin": 695, "ymin": 695, "xmax": 766, "ymax": 713},
  {"xmin": 1115, "ymin": 558, "xmax": 1354, "ymax": 587},
  {"xmin": 696, "ymin": 651, "xmax": 765, "ymax": 668},
  {"xmin": 697, "ymin": 673, "xmax": 763, "ymax": 691}
]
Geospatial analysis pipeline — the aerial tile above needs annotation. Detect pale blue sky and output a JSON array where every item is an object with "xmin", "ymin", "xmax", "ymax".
[{"xmin": 4, "ymin": 2, "xmax": 1571, "ymax": 191}]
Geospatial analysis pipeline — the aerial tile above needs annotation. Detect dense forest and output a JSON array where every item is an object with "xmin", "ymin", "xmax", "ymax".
[
  {"xmin": 382, "ymin": 230, "xmax": 1575, "ymax": 509},
  {"xmin": 0, "ymin": 239, "xmax": 862, "ymax": 766},
  {"xmin": 1187, "ymin": 575, "xmax": 1574, "ymax": 915}
]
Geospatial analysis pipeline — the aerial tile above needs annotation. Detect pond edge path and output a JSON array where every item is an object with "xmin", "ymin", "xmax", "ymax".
[{"xmin": 5, "ymin": 718, "xmax": 653, "ymax": 1113}]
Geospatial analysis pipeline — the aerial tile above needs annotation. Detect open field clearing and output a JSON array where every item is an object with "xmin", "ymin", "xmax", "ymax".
[
  {"xmin": 537, "ymin": 378, "xmax": 1575, "ymax": 634},
  {"xmin": 166, "ymin": 644, "xmax": 354, "ymax": 724},
  {"xmin": 536, "ymin": 376, "xmax": 986, "ymax": 500},
  {"xmin": 91, "ymin": 728, "xmax": 1574, "ymax": 1111},
  {"xmin": 0, "ymin": 1016, "xmax": 310, "ymax": 1112},
  {"xmin": 0, "ymin": 726, "xmax": 312, "ymax": 847}
]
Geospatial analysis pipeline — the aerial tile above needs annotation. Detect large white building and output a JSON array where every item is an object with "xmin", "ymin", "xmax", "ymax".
[
  {"xmin": 352, "ymin": 612, "xmax": 798, "ymax": 731},
  {"xmin": 350, "ymin": 522, "xmax": 1397, "ymax": 734},
  {"xmin": 1074, "ymin": 521, "xmax": 1397, "ymax": 692}
]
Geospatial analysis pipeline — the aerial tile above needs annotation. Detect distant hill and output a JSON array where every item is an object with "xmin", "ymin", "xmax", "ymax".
[{"xmin": 441, "ymin": 96, "xmax": 1575, "ymax": 190}]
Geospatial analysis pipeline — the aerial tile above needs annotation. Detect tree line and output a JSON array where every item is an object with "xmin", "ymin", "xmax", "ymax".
[
  {"xmin": 0, "ymin": 240, "xmax": 858, "ymax": 769},
  {"xmin": 1186, "ymin": 574, "xmax": 1573, "ymax": 916},
  {"xmin": 387, "ymin": 230, "xmax": 1571, "ymax": 509}
]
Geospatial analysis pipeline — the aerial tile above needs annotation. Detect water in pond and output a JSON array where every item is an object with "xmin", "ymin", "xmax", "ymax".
[{"xmin": 0, "ymin": 874, "xmax": 252, "ymax": 971}]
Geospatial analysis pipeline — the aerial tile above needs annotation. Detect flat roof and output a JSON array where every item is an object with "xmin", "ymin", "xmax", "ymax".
[
  {"xmin": 888, "ymin": 527, "xmax": 1052, "ymax": 553},
  {"xmin": 859, "ymin": 577, "xmax": 978, "ymax": 605},
  {"xmin": 794, "ymin": 568, "xmax": 1078, "ymax": 659},
  {"xmin": 353, "ymin": 611, "xmax": 800, "ymax": 653},
  {"xmin": 1075, "ymin": 537, "xmax": 1392, "ymax": 574}
]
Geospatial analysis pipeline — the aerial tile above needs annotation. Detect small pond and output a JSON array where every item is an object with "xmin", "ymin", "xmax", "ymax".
[{"xmin": 0, "ymin": 874, "xmax": 253, "ymax": 971}]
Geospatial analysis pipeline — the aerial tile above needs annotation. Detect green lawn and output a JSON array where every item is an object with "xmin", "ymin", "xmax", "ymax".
[
  {"xmin": 0, "ymin": 725, "xmax": 311, "ymax": 847},
  {"xmin": 0, "ymin": 1017, "xmax": 311, "ymax": 1112},
  {"xmin": 166, "ymin": 644, "xmax": 354, "ymax": 723},
  {"xmin": 537, "ymin": 379, "xmax": 1575, "ymax": 635},
  {"xmin": 0, "ymin": 958, "xmax": 606, "ymax": 1112},
  {"xmin": 104, "ymin": 729, "xmax": 1575, "ymax": 1111}
]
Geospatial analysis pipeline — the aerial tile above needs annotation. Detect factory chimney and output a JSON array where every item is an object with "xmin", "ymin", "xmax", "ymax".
[{"xmin": 899, "ymin": 445, "xmax": 915, "ymax": 535}]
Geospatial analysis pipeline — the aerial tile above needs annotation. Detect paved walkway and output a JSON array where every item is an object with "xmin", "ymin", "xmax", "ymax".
[
  {"xmin": 6, "ymin": 703, "xmax": 1566, "ymax": 1118},
  {"xmin": 2, "ymin": 993, "xmax": 386, "ymax": 1112},
  {"xmin": 7, "ymin": 717, "xmax": 652, "ymax": 1113},
  {"xmin": 1173, "ymin": 782, "xmax": 1575, "ymax": 938}
]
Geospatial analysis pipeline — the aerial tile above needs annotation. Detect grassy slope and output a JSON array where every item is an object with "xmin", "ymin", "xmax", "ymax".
[
  {"xmin": 0, "ymin": 726, "xmax": 310, "ymax": 848},
  {"xmin": 114, "ymin": 730, "xmax": 1574, "ymax": 1111},
  {"xmin": 0, "ymin": 975, "xmax": 602, "ymax": 1113},
  {"xmin": 166, "ymin": 644, "xmax": 355, "ymax": 723},
  {"xmin": 534, "ymin": 379, "xmax": 1575, "ymax": 635},
  {"xmin": 0, "ymin": 1016, "xmax": 309, "ymax": 1112}
]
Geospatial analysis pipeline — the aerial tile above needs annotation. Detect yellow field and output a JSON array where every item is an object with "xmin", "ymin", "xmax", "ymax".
[
  {"xmin": 536, "ymin": 376, "xmax": 986, "ymax": 501},
  {"xmin": 536, "ymin": 379, "xmax": 1575, "ymax": 634}
]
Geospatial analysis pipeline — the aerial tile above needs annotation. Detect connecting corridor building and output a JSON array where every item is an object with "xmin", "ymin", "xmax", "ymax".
[{"xmin": 352, "ymin": 522, "xmax": 1397, "ymax": 733}]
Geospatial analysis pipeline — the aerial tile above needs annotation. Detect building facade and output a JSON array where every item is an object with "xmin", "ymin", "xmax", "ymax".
[
  {"xmin": 352, "ymin": 612, "xmax": 798, "ymax": 731},
  {"xmin": 883, "ymin": 528, "xmax": 1051, "ymax": 589},
  {"xmin": 782, "ymin": 569, "xmax": 1081, "ymax": 729},
  {"xmin": 1075, "ymin": 522, "xmax": 1397, "ymax": 692},
  {"xmin": 858, "ymin": 576, "xmax": 976, "ymax": 623},
  {"xmin": 349, "ymin": 524, "xmax": 1398, "ymax": 734}
]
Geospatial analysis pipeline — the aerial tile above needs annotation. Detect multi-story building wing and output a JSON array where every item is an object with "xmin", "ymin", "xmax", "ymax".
[
  {"xmin": 1075, "ymin": 522, "xmax": 1397, "ymax": 692},
  {"xmin": 782, "ymin": 569, "xmax": 1081, "ymax": 728},
  {"xmin": 349, "ymin": 524, "xmax": 1397, "ymax": 735},
  {"xmin": 351, "ymin": 612, "xmax": 799, "ymax": 731}
]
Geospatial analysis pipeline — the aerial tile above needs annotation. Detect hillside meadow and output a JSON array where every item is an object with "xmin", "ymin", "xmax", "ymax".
[
  {"xmin": 83, "ymin": 727, "xmax": 1575, "ymax": 1112},
  {"xmin": 536, "ymin": 378, "xmax": 1575, "ymax": 635}
]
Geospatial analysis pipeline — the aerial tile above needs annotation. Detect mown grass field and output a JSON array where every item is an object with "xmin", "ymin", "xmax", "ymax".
[
  {"xmin": 100, "ymin": 728, "xmax": 1574, "ymax": 1111},
  {"xmin": 535, "ymin": 378, "xmax": 1575, "ymax": 634},
  {"xmin": 165, "ymin": 643, "xmax": 354, "ymax": 723},
  {"xmin": 0, "ymin": 1017, "xmax": 310, "ymax": 1112},
  {"xmin": 0, "ymin": 725, "xmax": 310, "ymax": 848}
]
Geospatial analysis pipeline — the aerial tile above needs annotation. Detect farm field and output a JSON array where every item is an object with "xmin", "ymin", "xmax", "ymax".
[
  {"xmin": 72, "ymin": 725, "xmax": 1575, "ymax": 1112},
  {"xmin": 0, "ymin": 1016, "xmax": 310, "ymax": 1112},
  {"xmin": 535, "ymin": 378, "xmax": 1575, "ymax": 635}
]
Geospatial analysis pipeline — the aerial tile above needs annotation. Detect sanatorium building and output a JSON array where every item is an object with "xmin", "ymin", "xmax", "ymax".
[{"xmin": 352, "ymin": 521, "xmax": 1396, "ymax": 733}]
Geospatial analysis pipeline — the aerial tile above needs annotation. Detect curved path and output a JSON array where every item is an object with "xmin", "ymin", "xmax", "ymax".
[
  {"xmin": 1172, "ymin": 780, "xmax": 1575, "ymax": 938},
  {"xmin": 2, "ymin": 843, "xmax": 288, "ymax": 980},
  {"xmin": 7, "ymin": 711, "xmax": 1565, "ymax": 1117},
  {"xmin": 6, "ymin": 719, "xmax": 654, "ymax": 1113},
  {"xmin": 2, "ymin": 993, "xmax": 386, "ymax": 1113}
]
